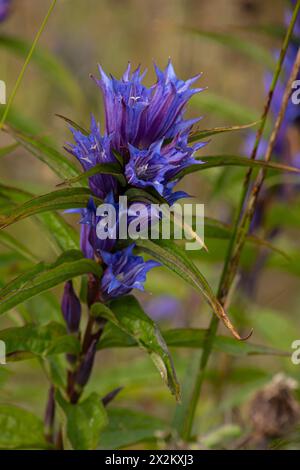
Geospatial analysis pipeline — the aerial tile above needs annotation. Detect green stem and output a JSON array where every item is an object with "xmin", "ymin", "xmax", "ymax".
[
  {"xmin": 0, "ymin": 0, "xmax": 57, "ymax": 130},
  {"xmin": 181, "ymin": 0, "xmax": 300, "ymax": 442}
]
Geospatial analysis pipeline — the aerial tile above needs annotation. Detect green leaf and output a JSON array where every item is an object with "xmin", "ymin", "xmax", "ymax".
[
  {"xmin": 235, "ymin": 24, "xmax": 292, "ymax": 41},
  {"xmin": 201, "ymin": 217, "xmax": 289, "ymax": 259},
  {"xmin": 163, "ymin": 329, "xmax": 288, "ymax": 357},
  {"xmin": 92, "ymin": 297, "xmax": 181, "ymax": 401},
  {"xmin": 188, "ymin": 121, "xmax": 259, "ymax": 143},
  {"xmin": 0, "ymin": 231, "xmax": 39, "ymax": 263},
  {"xmin": 5, "ymin": 126, "xmax": 80, "ymax": 179},
  {"xmin": 184, "ymin": 27, "xmax": 275, "ymax": 69},
  {"xmin": 0, "ymin": 183, "xmax": 79, "ymax": 251},
  {"xmin": 0, "ymin": 187, "xmax": 98, "ymax": 229},
  {"xmin": 136, "ymin": 239, "xmax": 245, "ymax": 340},
  {"xmin": 0, "ymin": 143, "xmax": 18, "ymax": 159},
  {"xmin": 99, "ymin": 324, "xmax": 288, "ymax": 357},
  {"xmin": 165, "ymin": 215, "xmax": 289, "ymax": 260},
  {"xmin": 174, "ymin": 155, "xmax": 300, "ymax": 179},
  {"xmin": 0, "ymin": 405, "xmax": 48, "ymax": 449},
  {"xmin": 37, "ymin": 212, "xmax": 79, "ymax": 252},
  {"xmin": 55, "ymin": 114, "xmax": 89, "ymax": 135},
  {"xmin": 57, "ymin": 162, "xmax": 127, "ymax": 188},
  {"xmin": 0, "ymin": 34, "xmax": 84, "ymax": 104},
  {"xmin": 99, "ymin": 408, "xmax": 165, "ymax": 449},
  {"xmin": 7, "ymin": 107, "xmax": 44, "ymax": 135},
  {"xmin": 192, "ymin": 92, "xmax": 259, "ymax": 123},
  {"xmin": 0, "ymin": 250, "xmax": 102, "ymax": 315},
  {"xmin": 0, "ymin": 322, "xmax": 80, "ymax": 361},
  {"xmin": 201, "ymin": 424, "xmax": 242, "ymax": 449},
  {"xmin": 56, "ymin": 391, "xmax": 108, "ymax": 450}
]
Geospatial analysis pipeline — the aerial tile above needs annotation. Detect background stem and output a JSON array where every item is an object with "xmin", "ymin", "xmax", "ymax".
[{"xmin": 180, "ymin": 0, "xmax": 300, "ymax": 442}]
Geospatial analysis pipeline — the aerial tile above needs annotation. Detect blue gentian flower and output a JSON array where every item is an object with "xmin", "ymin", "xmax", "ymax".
[
  {"xmin": 125, "ymin": 132, "xmax": 205, "ymax": 198},
  {"xmin": 100, "ymin": 244, "xmax": 160, "ymax": 300},
  {"xmin": 66, "ymin": 116, "xmax": 118, "ymax": 199},
  {"xmin": 125, "ymin": 140, "xmax": 172, "ymax": 194},
  {"xmin": 162, "ymin": 131, "xmax": 205, "ymax": 181},
  {"xmin": 0, "ymin": 0, "xmax": 10, "ymax": 22},
  {"xmin": 93, "ymin": 60, "xmax": 204, "ymax": 151},
  {"xmin": 79, "ymin": 195, "xmax": 117, "ymax": 257}
]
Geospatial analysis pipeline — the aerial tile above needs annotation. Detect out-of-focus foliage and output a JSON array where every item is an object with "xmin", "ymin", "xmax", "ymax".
[{"xmin": 0, "ymin": 0, "xmax": 300, "ymax": 451}]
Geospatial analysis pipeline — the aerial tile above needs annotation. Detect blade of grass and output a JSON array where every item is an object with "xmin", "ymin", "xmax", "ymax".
[{"xmin": 0, "ymin": 0, "xmax": 57, "ymax": 130}]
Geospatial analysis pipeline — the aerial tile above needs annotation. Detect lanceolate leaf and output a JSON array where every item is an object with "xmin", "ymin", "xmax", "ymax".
[
  {"xmin": 0, "ymin": 250, "xmax": 102, "ymax": 316},
  {"xmin": 99, "ymin": 323, "xmax": 288, "ymax": 357},
  {"xmin": 5, "ymin": 126, "xmax": 80, "ymax": 180},
  {"xmin": 0, "ymin": 143, "xmax": 18, "ymax": 159},
  {"xmin": 0, "ymin": 187, "xmax": 99, "ymax": 229},
  {"xmin": 0, "ymin": 322, "xmax": 80, "ymax": 361},
  {"xmin": 136, "ymin": 239, "xmax": 248, "ymax": 340},
  {"xmin": 55, "ymin": 114, "xmax": 89, "ymax": 135},
  {"xmin": 174, "ymin": 155, "xmax": 300, "ymax": 179},
  {"xmin": 36, "ymin": 212, "xmax": 79, "ymax": 252},
  {"xmin": 57, "ymin": 162, "xmax": 126, "ymax": 188},
  {"xmin": 56, "ymin": 391, "xmax": 108, "ymax": 450},
  {"xmin": 162, "ymin": 329, "xmax": 288, "ymax": 357},
  {"xmin": 235, "ymin": 24, "xmax": 297, "ymax": 42},
  {"xmin": 92, "ymin": 297, "xmax": 181, "ymax": 401},
  {"xmin": 199, "ymin": 217, "xmax": 289, "ymax": 259},
  {"xmin": 99, "ymin": 408, "xmax": 165, "ymax": 450},
  {"xmin": 188, "ymin": 121, "xmax": 259, "ymax": 143},
  {"xmin": 0, "ymin": 231, "xmax": 39, "ymax": 263},
  {"xmin": 0, "ymin": 183, "xmax": 79, "ymax": 251},
  {"xmin": 0, "ymin": 405, "xmax": 49, "ymax": 450}
]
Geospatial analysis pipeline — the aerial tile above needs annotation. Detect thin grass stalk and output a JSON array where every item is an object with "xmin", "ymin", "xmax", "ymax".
[
  {"xmin": 0, "ymin": 0, "xmax": 57, "ymax": 130},
  {"xmin": 180, "ymin": 0, "xmax": 300, "ymax": 442}
]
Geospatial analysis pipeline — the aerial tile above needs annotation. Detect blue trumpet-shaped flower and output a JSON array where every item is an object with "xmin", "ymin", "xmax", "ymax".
[
  {"xmin": 100, "ymin": 244, "xmax": 160, "ymax": 300},
  {"xmin": 79, "ymin": 195, "xmax": 118, "ymax": 257},
  {"xmin": 125, "ymin": 140, "xmax": 172, "ymax": 194},
  {"xmin": 66, "ymin": 116, "xmax": 118, "ymax": 199},
  {"xmin": 162, "ymin": 131, "xmax": 205, "ymax": 181},
  {"xmin": 93, "ymin": 60, "xmax": 204, "ymax": 151},
  {"xmin": 125, "ymin": 132, "xmax": 205, "ymax": 198}
]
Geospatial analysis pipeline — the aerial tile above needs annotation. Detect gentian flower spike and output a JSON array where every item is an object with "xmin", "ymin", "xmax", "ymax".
[
  {"xmin": 93, "ymin": 60, "xmax": 204, "ymax": 151},
  {"xmin": 125, "ymin": 140, "xmax": 172, "ymax": 194}
]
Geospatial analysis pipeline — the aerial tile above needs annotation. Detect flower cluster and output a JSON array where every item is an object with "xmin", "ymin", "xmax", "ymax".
[{"xmin": 64, "ymin": 61, "xmax": 205, "ymax": 304}]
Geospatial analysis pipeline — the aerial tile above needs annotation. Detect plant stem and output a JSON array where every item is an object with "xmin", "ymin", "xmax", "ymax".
[
  {"xmin": 181, "ymin": 0, "xmax": 300, "ymax": 442},
  {"xmin": 0, "ymin": 0, "xmax": 57, "ymax": 130}
]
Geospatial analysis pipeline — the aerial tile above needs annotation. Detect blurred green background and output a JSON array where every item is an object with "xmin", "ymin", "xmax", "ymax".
[{"xmin": 1, "ymin": 0, "xmax": 300, "ymax": 449}]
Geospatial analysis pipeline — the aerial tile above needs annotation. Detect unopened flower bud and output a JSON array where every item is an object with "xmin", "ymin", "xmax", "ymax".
[{"xmin": 61, "ymin": 281, "xmax": 81, "ymax": 333}]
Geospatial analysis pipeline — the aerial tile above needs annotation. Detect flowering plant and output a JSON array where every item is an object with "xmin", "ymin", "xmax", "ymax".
[{"xmin": 0, "ymin": 0, "xmax": 300, "ymax": 452}]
